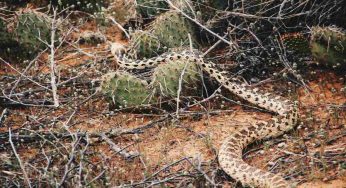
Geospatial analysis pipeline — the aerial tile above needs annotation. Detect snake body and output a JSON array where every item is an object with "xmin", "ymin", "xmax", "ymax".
[{"xmin": 117, "ymin": 51, "xmax": 299, "ymax": 188}]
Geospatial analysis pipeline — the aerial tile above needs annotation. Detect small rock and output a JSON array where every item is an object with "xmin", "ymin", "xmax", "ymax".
[
  {"xmin": 110, "ymin": 42, "xmax": 126, "ymax": 57},
  {"xmin": 278, "ymin": 142, "xmax": 287, "ymax": 148},
  {"xmin": 250, "ymin": 77, "xmax": 260, "ymax": 83}
]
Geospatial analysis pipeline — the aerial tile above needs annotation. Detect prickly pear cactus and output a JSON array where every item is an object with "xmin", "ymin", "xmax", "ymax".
[
  {"xmin": 0, "ymin": 19, "xmax": 13, "ymax": 46},
  {"xmin": 311, "ymin": 26, "xmax": 346, "ymax": 69},
  {"xmin": 50, "ymin": 0, "xmax": 109, "ymax": 13},
  {"xmin": 128, "ymin": 11, "xmax": 198, "ymax": 59},
  {"xmin": 150, "ymin": 59, "xmax": 202, "ymax": 98},
  {"xmin": 127, "ymin": 30, "xmax": 165, "ymax": 59},
  {"xmin": 136, "ymin": 0, "xmax": 169, "ymax": 18},
  {"xmin": 0, "ymin": 20, "xmax": 17, "ymax": 61},
  {"xmin": 311, "ymin": 26, "xmax": 346, "ymax": 50},
  {"xmin": 151, "ymin": 11, "xmax": 198, "ymax": 49},
  {"xmin": 15, "ymin": 11, "xmax": 51, "ymax": 56},
  {"xmin": 100, "ymin": 71, "xmax": 155, "ymax": 108},
  {"xmin": 311, "ymin": 42, "xmax": 346, "ymax": 69},
  {"xmin": 0, "ymin": 18, "xmax": 33, "ymax": 62},
  {"xmin": 105, "ymin": 0, "xmax": 136, "ymax": 25}
]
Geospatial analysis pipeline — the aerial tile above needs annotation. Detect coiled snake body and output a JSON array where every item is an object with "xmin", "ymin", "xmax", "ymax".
[{"xmin": 117, "ymin": 51, "xmax": 299, "ymax": 188}]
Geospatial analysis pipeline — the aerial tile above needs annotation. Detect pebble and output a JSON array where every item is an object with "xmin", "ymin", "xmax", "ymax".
[{"xmin": 278, "ymin": 142, "xmax": 287, "ymax": 148}]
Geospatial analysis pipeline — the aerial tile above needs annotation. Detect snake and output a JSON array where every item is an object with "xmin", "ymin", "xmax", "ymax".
[{"xmin": 116, "ymin": 50, "xmax": 299, "ymax": 188}]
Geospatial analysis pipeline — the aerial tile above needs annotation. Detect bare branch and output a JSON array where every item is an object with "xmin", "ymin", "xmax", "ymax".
[
  {"xmin": 9, "ymin": 128, "xmax": 32, "ymax": 188},
  {"xmin": 49, "ymin": 9, "xmax": 59, "ymax": 107}
]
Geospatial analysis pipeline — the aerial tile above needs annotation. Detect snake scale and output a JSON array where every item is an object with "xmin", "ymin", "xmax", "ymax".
[{"xmin": 117, "ymin": 50, "xmax": 299, "ymax": 188}]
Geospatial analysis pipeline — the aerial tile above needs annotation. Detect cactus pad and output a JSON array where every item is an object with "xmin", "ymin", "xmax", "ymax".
[
  {"xmin": 127, "ymin": 30, "xmax": 165, "ymax": 59},
  {"xmin": 151, "ymin": 11, "xmax": 198, "ymax": 49},
  {"xmin": 136, "ymin": 0, "xmax": 169, "ymax": 18},
  {"xmin": 128, "ymin": 11, "xmax": 199, "ymax": 59},
  {"xmin": 0, "ymin": 20, "xmax": 22, "ymax": 62},
  {"xmin": 50, "ymin": 0, "xmax": 109, "ymax": 13},
  {"xmin": 311, "ymin": 26, "xmax": 346, "ymax": 53},
  {"xmin": 311, "ymin": 26, "xmax": 346, "ymax": 69},
  {"xmin": 15, "ymin": 11, "xmax": 51, "ymax": 55},
  {"xmin": 100, "ymin": 71, "xmax": 155, "ymax": 108},
  {"xmin": 311, "ymin": 42, "xmax": 346, "ymax": 69},
  {"xmin": 150, "ymin": 59, "xmax": 202, "ymax": 98}
]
